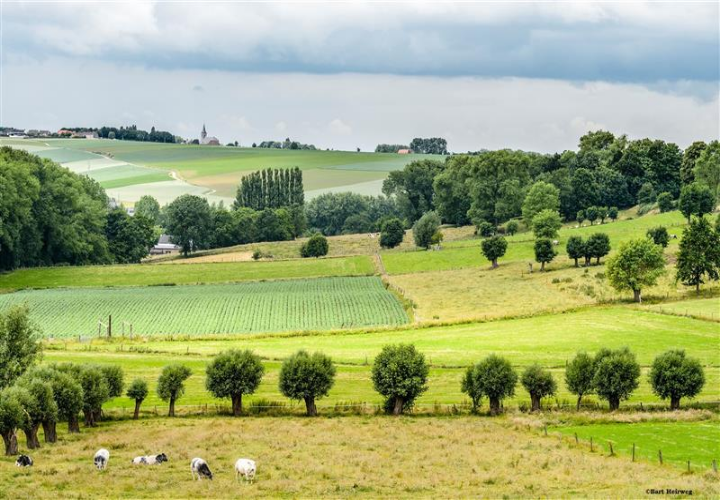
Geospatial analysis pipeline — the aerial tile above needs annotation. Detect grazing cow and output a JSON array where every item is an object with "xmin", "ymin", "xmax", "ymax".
[
  {"xmin": 132, "ymin": 453, "xmax": 168, "ymax": 465},
  {"xmin": 94, "ymin": 449, "xmax": 110, "ymax": 470},
  {"xmin": 190, "ymin": 457, "xmax": 213, "ymax": 480},
  {"xmin": 234, "ymin": 458, "xmax": 256, "ymax": 483},
  {"xmin": 15, "ymin": 455, "xmax": 33, "ymax": 467}
]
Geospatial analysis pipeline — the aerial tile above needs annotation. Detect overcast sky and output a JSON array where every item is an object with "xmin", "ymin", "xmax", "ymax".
[{"xmin": 2, "ymin": 1, "xmax": 718, "ymax": 152}]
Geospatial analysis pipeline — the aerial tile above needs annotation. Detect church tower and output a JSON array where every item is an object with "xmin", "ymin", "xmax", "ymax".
[{"xmin": 201, "ymin": 124, "xmax": 207, "ymax": 143}]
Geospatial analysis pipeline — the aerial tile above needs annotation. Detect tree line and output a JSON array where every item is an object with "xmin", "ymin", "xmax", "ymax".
[
  {"xmin": 1, "ymin": 305, "xmax": 707, "ymax": 456},
  {"xmin": 0, "ymin": 147, "xmax": 156, "ymax": 271},
  {"xmin": 374, "ymin": 137, "xmax": 448, "ymax": 154},
  {"xmin": 253, "ymin": 138, "xmax": 316, "ymax": 150},
  {"xmin": 234, "ymin": 167, "xmax": 305, "ymax": 210}
]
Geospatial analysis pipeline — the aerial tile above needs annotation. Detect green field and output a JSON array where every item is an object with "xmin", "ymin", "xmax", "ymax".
[
  {"xmin": 40, "ymin": 307, "xmax": 720, "ymax": 408},
  {"xmin": 0, "ymin": 277, "xmax": 408, "ymax": 337},
  {"xmin": 382, "ymin": 211, "xmax": 687, "ymax": 275},
  {"xmin": 0, "ymin": 138, "xmax": 435, "ymax": 202},
  {"xmin": 0, "ymin": 255, "xmax": 374, "ymax": 290},
  {"xmin": 556, "ymin": 421, "xmax": 720, "ymax": 469},
  {"xmin": 645, "ymin": 297, "xmax": 720, "ymax": 321}
]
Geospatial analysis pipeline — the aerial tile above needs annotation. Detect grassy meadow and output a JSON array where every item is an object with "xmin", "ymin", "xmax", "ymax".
[{"xmin": 4, "ymin": 416, "xmax": 718, "ymax": 498}]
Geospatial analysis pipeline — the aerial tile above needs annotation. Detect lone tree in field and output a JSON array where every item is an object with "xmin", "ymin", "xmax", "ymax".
[
  {"xmin": 0, "ymin": 305, "xmax": 42, "ymax": 389},
  {"xmin": 521, "ymin": 364, "xmax": 557, "ymax": 412},
  {"xmin": 372, "ymin": 344, "xmax": 429, "ymax": 415},
  {"xmin": 79, "ymin": 366, "xmax": 109, "ymax": 427},
  {"xmin": 481, "ymin": 235, "xmax": 508, "ymax": 268},
  {"xmin": 461, "ymin": 365, "xmax": 483, "ymax": 413},
  {"xmin": 646, "ymin": 226, "xmax": 670, "ymax": 248},
  {"xmin": 606, "ymin": 238, "xmax": 666, "ymax": 303},
  {"xmin": 678, "ymin": 182, "xmax": 715, "ymax": 223},
  {"xmin": 300, "ymin": 233, "xmax": 329, "ymax": 258},
  {"xmin": 412, "ymin": 211, "xmax": 441, "ymax": 249},
  {"xmin": 126, "ymin": 379, "xmax": 149, "ymax": 420},
  {"xmin": 379, "ymin": 218, "xmax": 405, "ymax": 249},
  {"xmin": 565, "ymin": 352, "xmax": 596, "ymax": 410},
  {"xmin": 585, "ymin": 233, "xmax": 611, "ymax": 265},
  {"xmin": 206, "ymin": 350, "xmax": 264, "ymax": 416},
  {"xmin": 157, "ymin": 364, "xmax": 192, "ymax": 417},
  {"xmin": 593, "ymin": 347, "xmax": 640, "ymax": 411},
  {"xmin": 649, "ymin": 350, "xmax": 705, "ymax": 410},
  {"xmin": 534, "ymin": 238, "xmax": 557, "ymax": 271},
  {"xmin": 675, "ymin": 216, "xmax": 720, "ymax": 292},
  {"xmin": 0, "ymin": 387, "xmax": 24, "ymax": 455},
  {"xmin": 566, "ymin": 236, "xmax": 585, "ymax": 267},
  {"xmin": 532, "ymin": 209, "xmax": 562, "ymax": 239},
  {"xmin": 472, "ymin": 354, "xmax": 517, "ymax": 415},
  {"xmin": 278, "ymin": 351, "xmax": 335, "ymax": 416}
]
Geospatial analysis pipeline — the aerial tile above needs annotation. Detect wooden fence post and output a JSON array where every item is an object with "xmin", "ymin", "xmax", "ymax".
[
  {"xmin": 687, "ymin": 461, "xmax": 690, "ymax": 473},
  {"xmin": 632, "ymin": 443, "xmax": 635, "ymax": 462},
  {"xmin": 590, "ymin": 437, "xmax": 593, "ymax": 452},
  {"xmin": 608, "ymin": 441, "xmax": 614, "ymax": 456},
  {"xmin": 574, "ymin": 433, "xmax": 578, "ymax": 444},
  {"xmin": 544, "ymin": 426, "xmax": 548, "ymax": 436},
  {"xmin": 713, "ymin": 460, "xmax": 717, "ymax": 473},
  {"xmin": 658, "ymin": 450, "xmax": 663, "ymax": 465}
]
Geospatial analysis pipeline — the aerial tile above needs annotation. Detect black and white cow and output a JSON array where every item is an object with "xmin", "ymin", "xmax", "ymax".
[
  {"xmin": 190, "ymin": 457, "xmax": 213, "ymax": 480},
  {"xmin": 15, "ymin": 455, "xmax": 33, "ymax": 467},
  {"xmin": 94, "ymin": 449, "xmax": 110, "ymax": 470},
  {"xmin": 132, "ymin": 453, "xmax": 168, "ymax": 465}
]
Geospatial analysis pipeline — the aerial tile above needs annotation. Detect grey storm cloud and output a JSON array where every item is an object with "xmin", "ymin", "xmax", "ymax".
[{"xmin": 3, "ymin": 1, "xmax": 718, "ymax": 83}]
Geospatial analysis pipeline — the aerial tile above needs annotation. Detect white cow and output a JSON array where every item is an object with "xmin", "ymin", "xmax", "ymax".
[
  {"xmin": 132, "ymin": 453, "xmax": 168, "ymax": 465},
  {"xmin": 191, "ymin": 457, "xmax": 213, "ymax": 480},
  {"xmin": 234, "ymin": 458, "xmax": 256, "ymax": 483},
  {"xmin": 94, "ymin": 449, "xmax": 110, "ymax": 470}
]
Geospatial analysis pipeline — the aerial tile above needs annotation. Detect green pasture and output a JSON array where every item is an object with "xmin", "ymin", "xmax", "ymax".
[
  {"xmin": 40, "ymin": 306, "xmax": 720, "ymax": 408},
  {"xmin": 88, "ymin": 164, "xmax": 171, "ymax": 189},
  {"xmin": 383, "ymin": 211, "xmax": 687, "ymax": 275},
  {"xmin": 556, "ymin": 421, "xmax": 720, "ymax": 470},
  {"xmin": 644, "ymin": 297, "xmax": 720, "ymax": 321},
  {"xmin": 0, "ymin": 277, "xmax": 408, "ymax": 337},
  {"xmin": 0, "ymin": 255, "xmax": 374, "ymax": 290}
]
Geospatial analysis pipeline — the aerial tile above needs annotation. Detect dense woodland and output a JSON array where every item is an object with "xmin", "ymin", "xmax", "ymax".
[{"xmin": 0, "ymin": 131, "xmax": 718, "ymax": 268}]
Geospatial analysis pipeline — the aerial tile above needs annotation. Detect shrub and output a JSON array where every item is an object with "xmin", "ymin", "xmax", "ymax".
[
  {"xmin": 566, "ymin": 236, "xmax": 585, "ymax": 267},
  {"xmin": 471, "ymin": 355, "xmax": 517, "ymax": 415},
  {"xmin": 476, "ymin": 221, "xmax": 495, "ymax": 238},
  {"xmin": 279, "ymin": 351, "xmax": 335, "ymax": 416},
  {"xmin": 648, "ymin": 350, "xmax": 705, "ymax": 410},
  {"xmin": 585, "ymin": 233, "xmax": 611, "ymax": 265},
  {"xmin": 608, "ymin": 207, "xmax": 619, "ymax": 221},
  {"xmin": 430, "ymin": 230, "xmax": 444, "ymax": 247},
  {"xmin": 157, "ymin": 364, "xmax": 192, "ymax": 417},
  {"xmin": 534, "ymin": 238, "xmax": 557, "ymax": 271},
  {"xmin": 656, "ymin": 192, "xmax": 674, "ymax": 213},
  {"xmin": 379, "ymin": 218, "xmax": 405, "ymax": 249},
  {"xmin": 532, "ymin": 209, "xmax": 562, "ymax": 239},
  {"xmin": 521, "ymin": 364, "xmax": 556, "ymax": 411},
  {"xmin": 481, "ymin": 236, "xmax": 508, "ymax": 268},
  {"xmin": 300, "ymin": 233, "xmax": 329, "ymax": 258},
  {"xmin": 593, "ymin": 347, "xmax": 640, "ymax": 411},
  {"xmin": 413, "ymin": 211, "xmax": 441, "ymax": 249},
  {"xmin": 206, "ymin": 350, "xmax": 264, "ymax": 416},
  {"xmin": 565, "ymin": 352, "xmax": 596, "ymax": 410},
  {"xmin": 505, "ymin": 220, "xmax": 519, "ymax": 236},
  {"xmin": 646, "ymin": 226, "xmax": 670, "ymax": 248},
  {"xmin": 126, "ymin": 379, "xmax": 148, "ymax": 420},
  {"xmin": 606, "ymin": 239, "xmax": 666, "ymax": 302},
  {"xmin": 371, "ymin": 344, "xmax": 428, "ymax": 415}
]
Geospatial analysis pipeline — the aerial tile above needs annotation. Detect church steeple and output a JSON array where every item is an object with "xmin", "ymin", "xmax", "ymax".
[{"xmin": 201, "ymin": 123, "xmax": 207, "ymax": 141}]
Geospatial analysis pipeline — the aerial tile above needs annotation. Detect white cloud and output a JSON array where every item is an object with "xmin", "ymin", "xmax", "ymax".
[{"xmin": 4, "ymin": 59, "xmax": 717, "ymax": 153}]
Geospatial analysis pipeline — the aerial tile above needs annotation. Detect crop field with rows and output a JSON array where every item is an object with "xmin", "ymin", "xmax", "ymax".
[{"xmin": 0, "ymin": 277, "xmax": 408, "ymax": 337}]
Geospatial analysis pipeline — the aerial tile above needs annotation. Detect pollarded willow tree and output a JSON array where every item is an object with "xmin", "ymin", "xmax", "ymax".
[
  {"xmin": 648, "ymin": 350, "xmax": 705, "ymax": 410},
  {"xmin": 521, "ymin": 364, "xmax": 557, "ymax": 412},
  {"xmin": 593, "ymin": 347, "xmax": 640, "ymax": 411},
  {"xmin": 372, "ymin": 344, "xmax": 428, "ymax": 415},
  {"xmin": 675, "ymin": 216, "xmax": 720, "ymax": 292},
  {"xmin": 470, "ymin": 354, "xmax": 517, "ymax": 415},
  {"xmin": 126, "ymin": 379, "xmax": 149, "ymax": 420},
  {"xmin": 206, "ymin": 350, "xmax": 264, "ymax": 416},
  {"xmin": 157, "ymin": 364, "xmax": 192, "ymax": 417},
  {"xmin": 481, "ymin": 235, "xmax": 508, "ymax": 268},
  {"xmin": 278, "ymin": 351, "xmax": 335, "ymax": 416}
]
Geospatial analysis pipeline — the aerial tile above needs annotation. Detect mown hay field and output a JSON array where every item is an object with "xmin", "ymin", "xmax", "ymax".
[
  {"xmin": 556, "ymin": 421, "xmax": 720, "ymax": 470},
  {"xmin": 0, "ymin": 277, "xmax": 408, "ymax": 337},
  {"xmin": 2, "ymin": 416, "xmax": 718, "ymax": 498}
]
